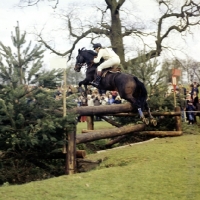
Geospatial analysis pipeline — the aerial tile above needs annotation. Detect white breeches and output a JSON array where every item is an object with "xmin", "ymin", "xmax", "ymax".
[{"xmin": 97, "ymin": 57, "xmax": 120, "ymax": 72}]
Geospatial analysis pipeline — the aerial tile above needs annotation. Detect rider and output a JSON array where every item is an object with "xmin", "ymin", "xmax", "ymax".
[{"xmin": 90, "ymin": 43, "xmax": 120, "ymax": 87}]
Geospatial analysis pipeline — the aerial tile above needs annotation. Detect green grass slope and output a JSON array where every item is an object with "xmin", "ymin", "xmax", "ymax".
[{"xmin": 1, "ymin": 133, "xmax": 200, "ymax": 200}]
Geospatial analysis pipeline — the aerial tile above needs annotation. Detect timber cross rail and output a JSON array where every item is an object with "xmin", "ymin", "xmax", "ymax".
[{"xmin": 65, "ymin": 103, "xmax": 182, "ymax": 175}]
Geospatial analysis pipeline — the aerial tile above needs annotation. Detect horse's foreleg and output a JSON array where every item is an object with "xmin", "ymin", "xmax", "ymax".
[
  {"xmin": 78, "ymin": 79, "xmax": 89, "ymax": 97},
  {"xmin": 78, "ymin": 80, "xmax": 84, "ymax": 88},
  {"xmin": 83, "ymin": 84, "xmax": 88, "ymax": 97},
  {"xmin": 78, "ymin": 78, "xmax": 88, "ymax": 88}
]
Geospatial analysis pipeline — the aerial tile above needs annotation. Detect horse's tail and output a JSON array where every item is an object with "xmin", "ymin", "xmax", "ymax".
[{"xmin": 133, "ymin": 76, "xmax": 147, "ymax": 110}]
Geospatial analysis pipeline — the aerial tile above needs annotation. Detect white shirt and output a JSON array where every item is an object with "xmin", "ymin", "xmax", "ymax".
[
  {"xmin": 93, "ymin": 48, "xmax": 119, "ymax": 63},
  {"xmin": 87, "ymin": 98, "xmax": 94, "ymax": 106}
]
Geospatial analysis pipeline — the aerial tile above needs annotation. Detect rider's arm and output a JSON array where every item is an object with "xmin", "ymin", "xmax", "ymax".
[{"xmin": 93, "ymin": 49, "xmax": 104, "ymax": 63}]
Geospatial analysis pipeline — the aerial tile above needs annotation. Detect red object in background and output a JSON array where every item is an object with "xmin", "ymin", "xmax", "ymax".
[
  {"xmin": 80, "ymin": 116, "xmax": 87, "ymax": 122},
  {"xmin": 111, "ymin": 91, "xmax": 118, "ymax": 96},
  {"xmin": 172, "ymin": 69, "xmax": 181, "ymax": 76}
]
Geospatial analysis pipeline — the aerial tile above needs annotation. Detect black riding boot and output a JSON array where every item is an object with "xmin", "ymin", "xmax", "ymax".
[{"xmin": 91, "ymin": 75, "xmax": 101, "ymax": 87}]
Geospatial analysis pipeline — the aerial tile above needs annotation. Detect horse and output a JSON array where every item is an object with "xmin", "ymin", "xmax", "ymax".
[{"xmin": 74, "ymin": 48, "xmax": 156, "ymax": 125}]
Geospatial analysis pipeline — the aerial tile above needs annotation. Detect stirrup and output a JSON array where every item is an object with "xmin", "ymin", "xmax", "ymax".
[
  {"xmin": 90, "ymin": 80, "xmax": 99, "ymax": 87},
  {"xmin": 90, "ymin": 81, "xmax": 99, "ymax": 87}
]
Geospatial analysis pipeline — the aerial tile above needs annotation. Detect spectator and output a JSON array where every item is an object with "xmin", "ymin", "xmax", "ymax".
[
  {"xmin": 80, "ymin": 95, "xmax": 87, "ymax": 122},
  {"xmin": 66, "ymin": 87, "xmax": 73, "ymax": 96},
  {"xmin": 100, "ymin": 94, "xmax": 108, "ymax": 105},
  {"xmin": 113, "ymin": 95, "xmax": 122, "ymax": 104},
  {"xmin": 190, "ymin": 80, "xmax": 199, "ymax": 99},
  {"xmin": 192, "ymin": 91, "xmax": 199, "ymax": 124},
  {"xmin": 185, "ymin": 94, "xmax": 191, "ymax": 121},
  {"xmin": 107, "ymin": 94, "xmax": 115, "ymax": 105},
  {"xmin": 177, "ymin": 85, "xmax": 187, "ymax": 122},
  {"xmin": 196, "ymin": 99, "xmax": 200, "ymax": 125},
  {"xmin": 54, "ymin": 86, "xmax": 62, "ymax": 98},
  {"xmin": 186, "ymin": 99, "xmax": 196, "ymax": 125},
  {"xmin": 179, "ymin": 96, "xmax": 187, "ymax": 122},
  {"xmin": 87, "ymin": 95, "xmax": 94, "ymax": 106},
  {"xmin": 110, "ymin": 91, "xmax": 118, "ymax": 100},
  {"xmin": 76, "ymin": 95, "xmax": 82, "ymax": 107},
  {"xmin": 55, "ymin": 94, "xmax": 62, "ymax": 101},
  {"xmin": 178, "ymin": 83, "xmax": 186, "ymax": 99},
  {"xmin": 93, "ymin": 94, "xmax": 101, "ymax": 106},
  {"xmin": 75, "ymin": 95, "xmax": 86, "ymax": 122},
  {"xmin": 93, "ymin": 92, "xmax": 101, "ymax": 121}
]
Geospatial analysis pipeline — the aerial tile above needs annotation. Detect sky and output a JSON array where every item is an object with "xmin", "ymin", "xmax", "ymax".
[
  {"xmin": 0, "ymin": 0, "xmax": 200, "ymax": 70},
  {"xmin": 0, "ymin": 0, "xmax": 65, "ymax": 68}
]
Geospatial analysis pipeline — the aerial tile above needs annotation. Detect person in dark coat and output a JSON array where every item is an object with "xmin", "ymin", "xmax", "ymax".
[
  {"xmin": 186, "ymin": 99, "xmax": 196, "ymax": 125},
  {"xmin": 113, "ymin": 95, "xmax": 122, "ymax": 104}
]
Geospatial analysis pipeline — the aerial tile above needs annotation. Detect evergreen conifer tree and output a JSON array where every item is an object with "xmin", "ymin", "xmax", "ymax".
[{"xmin": 0, "ymin": 22, "xmax": 77, "ymax": 184}]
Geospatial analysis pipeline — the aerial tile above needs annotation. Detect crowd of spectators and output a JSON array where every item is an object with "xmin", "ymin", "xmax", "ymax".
[
  {"xmin": 167, "ymin": 80, "xmax": 200, "ymax": 125},
  {"xmin": 52, "ymin": 85, "xmax": 124, "ymax": 122},
  {"xmin": 75, "ymin": 88, "xmax": 123, "ymax": 122},
  {"xmin": 53, "ymin": 80, "xmax": 200, "ymax": 125},
  {"xmin": 186, "ymin": 81, "xmax": 200, "ymax": 125}
]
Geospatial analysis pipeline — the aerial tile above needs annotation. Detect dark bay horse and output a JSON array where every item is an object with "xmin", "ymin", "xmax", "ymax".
[{"xmin": 74, "ymin": 48, "xmax": 155, "ymax": 125}]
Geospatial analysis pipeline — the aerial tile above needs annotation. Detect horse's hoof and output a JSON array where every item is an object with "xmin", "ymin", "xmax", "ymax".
[
  {"xmin": 142, "ymin": 118, "xmax": 149, "ymax": 125},
  {"xmin": 151, "ymin": 119, "xmax": 157, "ymax": 126}
]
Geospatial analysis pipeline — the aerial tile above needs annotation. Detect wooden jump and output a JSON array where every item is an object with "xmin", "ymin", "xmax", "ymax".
[
  {"xmin": 72, "ymin": 102, "xmax": 181, "ymax": 116},
  {"xmin": 76, "ymin": 124, "xmax": 146, "ymax": 144},
  {"xmin": 66, "ymin": 104, "xmax": 182, "ymax": 175}
]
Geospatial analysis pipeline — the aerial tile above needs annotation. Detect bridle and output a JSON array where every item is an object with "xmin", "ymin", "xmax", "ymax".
[
  {"xmin": 76, "ymin": 53, "xmax": 85, "ymax": 66},
  {"xmin": 75, "ymin": 52, "xmax": 94, "ymax": 70},
  {"xmin": 74, "ymin": 53, "xmax": 85, "ymax": 72}
]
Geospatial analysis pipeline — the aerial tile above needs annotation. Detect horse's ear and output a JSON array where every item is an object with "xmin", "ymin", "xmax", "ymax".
[
  {"xmin": 78, "ymin": 49, "xmax": 81, "ymax": 53},
  {"xmin": 81, "ymin": 47, "xmax": 85, "ymax": 51}
]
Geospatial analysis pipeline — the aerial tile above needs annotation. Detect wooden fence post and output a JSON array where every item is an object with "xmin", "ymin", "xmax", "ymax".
[
  {"xmin": 66, "ymin": 129, "xmax": 76, "ymax": 175},
  {"xmin": 87, "ymin": 116, "xmax": 94, "ymax": 130}
]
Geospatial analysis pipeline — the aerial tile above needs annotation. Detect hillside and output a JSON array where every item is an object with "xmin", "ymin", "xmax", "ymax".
[{"xmin": 0, "ymin": 130, "xmax": 200, "ymax": 200}]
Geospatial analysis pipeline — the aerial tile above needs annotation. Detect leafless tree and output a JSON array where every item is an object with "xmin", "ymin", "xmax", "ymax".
[
  {"xmin": 19, "ymin": 0, "xmax": 200, "ymax": 69},
  {"xmin": 19, "ymin": 0, "xmax": 59, "ymax": 9},
  {"xmin": 180, "ymin": 58, "xmax": 200, "ymax": 82}
]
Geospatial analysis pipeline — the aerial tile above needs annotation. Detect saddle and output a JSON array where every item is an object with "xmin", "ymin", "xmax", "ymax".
[{"xmin": 102, "ymin": 65, "xmax": 121, "ymax": 77}]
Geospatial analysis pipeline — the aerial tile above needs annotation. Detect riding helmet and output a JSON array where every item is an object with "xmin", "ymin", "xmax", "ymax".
[{"xmin": 93, "ymin": 43, "xmax": 102, "ymax": 50}]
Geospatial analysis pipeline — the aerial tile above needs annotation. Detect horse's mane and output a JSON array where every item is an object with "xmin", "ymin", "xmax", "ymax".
[
  {"xmin": 80, "ymin": 47, "xmax": 97, "ymax": 57},
  {"xmin": 87, "ymin": 50, "xmax": 97, "ymax": 56}
]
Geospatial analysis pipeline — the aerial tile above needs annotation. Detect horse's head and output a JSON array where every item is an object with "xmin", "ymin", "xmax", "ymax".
[
  {"xmin": 74, "ymin": 48, "xmax": 98, "ymax": 72},
  {"xmin": 74, "ymin": 48, "xmax": 85, "ymax": 72}
]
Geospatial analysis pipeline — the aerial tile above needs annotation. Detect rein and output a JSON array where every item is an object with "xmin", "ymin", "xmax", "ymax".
[{"xmin": 88, "ymin": 61, "xmax": 94, "ymax": 68}]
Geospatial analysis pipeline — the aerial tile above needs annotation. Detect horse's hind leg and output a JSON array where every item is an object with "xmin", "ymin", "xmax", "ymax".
[
  {"xmin": 144, "ymin": 101, "xmax": 157, "ymax": 126},
  {"xmin": 144, "ymin": 101, "xmax": 153, "ymax": 119},
  {"xmin": 127, "ymin": 96, "xmax": 149, "ymax": 125}
]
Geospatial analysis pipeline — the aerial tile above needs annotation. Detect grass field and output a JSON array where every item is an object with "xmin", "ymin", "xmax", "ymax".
[
  {"xmin": 76, "ymin": 120, "xmax": 114, "ymax": 134},
  {"xmin": 0, "ymin": 121, "xmax": 200, "ymax": 200}
]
